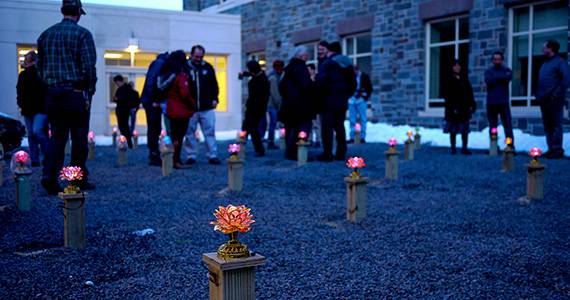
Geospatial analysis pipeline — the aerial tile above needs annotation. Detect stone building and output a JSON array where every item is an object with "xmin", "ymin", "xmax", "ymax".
[{"xmin": 185, "ymin": 0, "xmax": 569, "ymax": 134}]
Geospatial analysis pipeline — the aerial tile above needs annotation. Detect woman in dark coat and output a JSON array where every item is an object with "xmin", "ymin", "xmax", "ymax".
[
  {"xmin": 242, "ymin": 60, "xmax": 269, "ymax": 157},
  {"xmin": 443, "ymin": 60, "xmax": 477, "ymax": 155}
]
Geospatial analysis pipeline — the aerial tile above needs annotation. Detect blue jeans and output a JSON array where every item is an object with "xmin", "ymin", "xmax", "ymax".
[
  {"xmin": 183, "ymin": 109, "xmax": 218, "ymax": 159},
  {"xmin": 348, "ymin": 97, "xmax": 367, "ymax": 139},
  {"xmin": 258, "ymin": 107, "xmax": 278, "ymax": 143},
  {"xmin": 24, "ymin": 114, "xmax": 49, "ymax": 164},
  {"xmin": 129, "ymin": 108, "xmax": 138, "ymax": 133}
]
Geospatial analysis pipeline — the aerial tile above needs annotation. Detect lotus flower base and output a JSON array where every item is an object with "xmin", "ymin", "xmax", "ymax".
[{"xmin": 217, "ymin": 232, "xmax": 250, "ymax": 259}]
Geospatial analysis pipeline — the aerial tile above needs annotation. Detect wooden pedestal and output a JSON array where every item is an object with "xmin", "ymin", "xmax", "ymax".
[
  {"xmin": 59, "ymin": 192, "xmax": 87, "ymax": 249},
  {"xmin": 526, "ymin": 163, "xmax": 545, "ymax": 200},
  {"xmin": 354, "ymin": 132, "xmax": 362, "ymax": 144},
  {"xmin": 117, "ymin": 150, "xmax": 127, "ymax": 166},
  {"xmin": 297, "ymin": 143, "xmax": 308, "ymax": 166},
  {"xmin": 112, "ymin": 133, "xmax": 117, "ymax": 147},
  {"xmin": 202, "ymin": 252, "xmax": 266, "ymax": 300},
  {"xmin": 489, "ymin": 138, "xmax": 498, "ymax": 156},
  {"xmin": 88, "ymin": 142, "xmax": 95, "ymax": 160},
  {"xmin": 385, "ymin": 151, "xmax": 399, "ymax": 180},
  {"xmin": 344, "ymin": 176, "xmax": 368, "ymax": 223},
  {"xmin": 228, "ymin": 159, "xmax": 244, "ymax": 192},
  {"xmin": 502, "ymin": 148, "xmax": 514, "ymax": 172},
  {"xmin": 161, "ymin": 151, "xmax": 174, "ymax": 177},
  {"xmin": 404, "ymin": 142, "xmax": 414, "ymax": 160},
  {"xmin": 133, "ymin": 136, "xmax": 138, "ymax": 149},
  {"xmin": 15, "ymin": 169, "xmax": 32, "ymax": 211},
  {"xmin": 64, "ymin": 140, "xmax": 71, "ymax": 155},
  {"xmin": 238, "ymin": 142, "xmax": 246, "ymax": 160},
  {"xmin": 279, "ymin": 137, "xmax": 286, "ymax": 150},
  {"xmin": 414, "ymin": 134, "xmax": 421, "ymax": 150}
]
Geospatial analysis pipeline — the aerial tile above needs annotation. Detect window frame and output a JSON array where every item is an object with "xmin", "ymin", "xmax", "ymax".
[
  {"xmin": 299, "ymin": 42, "xmax": 318, "ymax": 67},
  {"xmin": 507, "ymin": 0, "xmax": 568, "ymax": 117},
  {"xmin": 422, "ymin": 15, "xmax": 470, "ymax": 117},
  {"xmin": 342, "ymin": 32, "xmax": 372, "ymax": 72}
]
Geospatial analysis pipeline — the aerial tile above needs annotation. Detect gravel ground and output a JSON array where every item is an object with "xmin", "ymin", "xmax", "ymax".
[{"xmin": 0, "ymin": 141, "xmax": 569, "ymax": 299}]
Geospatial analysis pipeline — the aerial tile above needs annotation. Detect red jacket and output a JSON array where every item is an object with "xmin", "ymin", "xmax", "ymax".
[{"xmin": 166, "ymin": 73, "xmax": 196, "ymax": 119}]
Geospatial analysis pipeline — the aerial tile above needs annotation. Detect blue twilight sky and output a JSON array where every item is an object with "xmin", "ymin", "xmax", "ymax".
[{"xmin": 50, "ymin": 0, "xmax": 182, "ymax": 11}]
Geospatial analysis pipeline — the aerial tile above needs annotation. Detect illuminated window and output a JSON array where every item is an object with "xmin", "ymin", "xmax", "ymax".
[
  {"xmin": 204, "ymin": 55, "xmax": 229, "ymax": 112},
  {"xmin": 17, "ymin": 45, "xmax": 38, "ymax": 73}
]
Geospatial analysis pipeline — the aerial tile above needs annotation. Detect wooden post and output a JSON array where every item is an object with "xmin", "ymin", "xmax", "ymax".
[
  {"xmin": 228, "ymin": 159, "xmax": 244, "ymax": 192},
  {"xmin": 112, "ymin": 132, "xmax": 118, "ymax": 148},
  {"xmin": 117, "ymin": 149, "xmax": 127, "ymax": 166},
  {"xmin": 414, "ymin": 134, "xmax": 421, "ymax": 150},
  {"xmin": 279, "ymin": 137, "xmax": 286, "ymax": 150},
  {"xmin": 526, "ymin": 163, "xmax": 545, "ymax": 200},
  {"xmin": 59, "ymin": 192, "xmax": 87, "ymax": 249},
  {"xmin": 202, "ymin": 252, "xmax": 266, "ymax": 300},
  {"xmin": 344, "ymin": 176, "xmax": 368, "ymax": 223},
  {"xmin": 64, "ymin": 140, "xmax": 71, "ymax": 155},
  {"xmin": 133, "ymin": 136, "xmax": 139, "ymax": 149},
  {"xmin": 238, "ymin": 142, "xmax": 246, "ymax": 160},
  {"xmin": 404, "ymin": 141, "xmax": 414, "ymax": 160},
  {"xmin": 502, "ymin": 147, "xmax": 515, "ymax": 172},
  {"xmin": 88, "ymin": 142, "xmax": 95, "ymax": 160},
  {"xmin": 354, "ymin": 131, "xmax": 362, "ymax": 144},
  {"xmin": 15, "ymin": 169, "xmax": 32, "ymax": 211},
  {"xmin": 489, "ymin": 137, "xmax": 498, "ymax": 156},
  {"xmin": 161, "ymin": 150, "xmax": 174, "ymax": 177},
  {"xmin": 385, "ymin": 150, "xmax": 399, "ymax": 180},
  {"xmin": 297, "ymin": 143, "xmax": 308, "ymax": 166}
]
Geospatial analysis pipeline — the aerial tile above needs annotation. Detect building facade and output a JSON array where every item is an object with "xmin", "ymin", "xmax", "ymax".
[
  {"xmin": 186, "ymin": 0, "xmax": 569, "ymax": 134},
  {"xmin": 0, "ymin": 0, "xmax": 242, "ymax": 135}
]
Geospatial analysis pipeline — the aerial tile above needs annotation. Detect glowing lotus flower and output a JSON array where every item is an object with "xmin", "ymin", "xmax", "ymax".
[
  {"xmin": 48, "ymin": 130, "xmax": 52, "ymax": 138},
  {"xmin": 112, "ymin": 126, "xmax": 118, "ymax": 134},
  {"xmin": 118, "ymin": 135, "xmax": 127, "ymax": 143},
  {"xmin": 298, "ymin": 131, "xmax": 308, "ymax": 140},
  {"xmin": 407, "ymin": 130, "xmax": 413, "ymax": 138},
  {"xmin": 505, "ymin": 137, "xmax": 513, "ymax": 146},
  {"xmin": 389, "ymin": 138, "xmax": 397, "ymax": 147},
  {"xmin": 355, "ymin": 123, "xmax": 362, "ymax": 132},
  {"xmin": 491, "ymin": 128, "xmax": 498, "ymax": 135},
  {"xmin": 160, "ymin": 129, "xmax": 167, "ymax": 138},
  {"xmin": 163, "ymin": 136, "xmax": 172, "ymax": 145},
  {"xmin": 117, "ymin": 135, "xmax": 128, "ymax": 150},
  {"xmin": 239, "ymin": 131, "xmax": 247, "ymax": 139},
  {"xmin": 529, "ymin": 147, "xmax": 542, "ymax": 159},
  {"xmin": 59, "ymin": 166, "xmax": 84, "ymax": 182},
  {"xmin": 14, "ymin": 150, "xmax": 30, "ymax": 164},
  {"xmin": 228, "ymin": 143, "xmax": 241, "ymax": 155},
  {"xmin": 210, "ymin": 204, "xmax": 255, "ymax": 234},
  {"xmin": 279, "ymin": 128, "xmax": 286, "ymax": 137},
  {"xmin": 347, "ymin": 157, "xmax": 366, "ymax": 169},
  {"xmin": 88, "ymin": 131, "xmax": 95, "ymax": 142},
  {"xmin": 133, "ymin": 130, "xmax": 139, "ymax": 137}
]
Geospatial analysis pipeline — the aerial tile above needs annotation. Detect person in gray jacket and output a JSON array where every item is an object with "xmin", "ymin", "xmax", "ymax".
[
  {"xmin": 259, "ymin": 60, "xmax": 284, "ymax": 149},
  {"xmin": 485, "ymin": 51, "xmax": 513, "ymax": 148},
  {"xmin": 536, "ymin": 40, "xmax": 570, "ymax": 159}
]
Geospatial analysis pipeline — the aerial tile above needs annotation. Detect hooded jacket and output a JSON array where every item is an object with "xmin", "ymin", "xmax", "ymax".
[
  {"xmin": 188, "ymin": 60, "xmax": 219, "ymax": 111},
  {"xmin": 316, "ymin": 53, "xmax": 356, "ymax": 112},
  {"xmin": 278, "ymin": 57, "xmax": 315, "ymax": 125},
  {"xmin": 16, "ymin": 65, "xmax": 47, "ymax": 116},
  {"xmin": 141, "ymin": 52, "xmax": 169, "ymax": 105}
]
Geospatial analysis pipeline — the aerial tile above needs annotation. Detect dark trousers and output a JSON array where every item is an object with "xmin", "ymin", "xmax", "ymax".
[
  {"xmin": 539, "ymin": 99, "xmax": 565, "ymax": 153},
  {"xmin": 143, "ymin": 103, "xmax": 162, "ymax": 159},
  {"xmin": 321, "ymin": 110, "xmax": 347, "ymax": 158},
  {"xmin": 258, "ymin": 107, "xmax": 278, "ymax": 143},
  {"xmin": 284, "ymin": 121, "xmax": 312, "ymax": 160},
  {"xmin": 42, "ymin": 87, "xmax": 90, "ymax": 182},
  {"xmin": 486, "ymin": 103, "xmax": 514, "ymax": 145},
  {"xmin": 244, "ymin": 112, "xmax": 265, "ymax": 154},
  {"xmin": 169, "ymin": 117, "xmax": 190, "ymax": 165},
  {"xmin": 116, "ymin": 107, "xmax": 133, "ymax": 148}
]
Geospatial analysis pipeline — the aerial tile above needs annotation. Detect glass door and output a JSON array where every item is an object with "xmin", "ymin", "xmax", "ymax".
[{"xmin": 106, "ymin": 72, "xmax": 148, "ymax": 134}]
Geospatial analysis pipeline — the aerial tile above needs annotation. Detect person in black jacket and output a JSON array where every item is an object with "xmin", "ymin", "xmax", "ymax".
[
  {"xmin": 347, "ymin": 65, "xmax": 373, "ymax": 143},
  {"xmin": 16, "ymin": 50, "xmax": 48, "ymax": 167},
  {"xmin": 443, "ymin": 60, "xmax": 477, "ymax": 155},
  {"xmin": 183, "ymin": 45, "xmax": 221, "ymax": 165},
  {"xmin": 112, "ymin": 74, "xmax": 135, "ymax": 148},
  {"xmin": 485, "ymin": 51, "xmax": 513, "ymax": 149},
  {"xmin": 279, "ymin": 45, "xmax": 315, "ymax": 160},
  {"xmin": 316, "ymin": 42, "xmax": 356, "ymax": 162},
  {"xmin": 242, "ymin": 60, "xmax": 270, "ymax": 157}
]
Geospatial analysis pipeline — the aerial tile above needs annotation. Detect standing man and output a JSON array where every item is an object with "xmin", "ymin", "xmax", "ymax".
[
  {"xmin": 311, "ymin": 41, "xmax": 329, "ymax": 148},
  {"xmin": 347, "ymin": 65, "xmax": 372, "ymax": 143},
  {"xmin": 536, "ymin": 40, "xmax": 570, "ymax": 159},
  {"xmin": 16, "ymin": 51, "xmax": 48, "ymax": 167},
  {"xmin": 112, "ymin": 75, "xmax": 134, "ymax": 148},
  {"xmin": 316, "ymin": 42, "xmax": 356, "ymax": 162},
  {"xmin": 140, "ymin": 52, "xmax": 169, "ymax": 166},
  {"xmin": 260, "ymin": 60, "xmax": 284, "ymax": 149},
  {"xmin": 37, "ymin": 0, "xmax": 96, "ymax": 195},
  {"xmin": 243, "ymin": 60, "xmax": 270, "ymax": 157},
  {"xmin": 484, "ymin": 51, "xmax": 514, "ymax": 149},
  {"xmin": 183, "ymin": 45, "xmax": 221, "ymax": 165}
]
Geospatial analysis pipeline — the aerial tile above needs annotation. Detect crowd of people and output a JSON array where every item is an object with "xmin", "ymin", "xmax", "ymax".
[{"xmin": 13, "ymin": 0, "xmax": 570, "ymax": 196}]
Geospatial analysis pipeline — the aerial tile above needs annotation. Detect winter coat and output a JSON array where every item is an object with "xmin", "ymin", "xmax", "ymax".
[
  {"xmin": 16, "ymin": 65, "xmax": 47, "ymax": 116},
  {"xmin": 188, "ymin": 60, "xmax": 219, "ymax": 111},
  {"xmin": 246, "ymin": 72, "xmax": 270, "ymax": 117},
  {"xmin": 354, "ymin": 71, "xmax": 373, "ymax": 101},
  {"xmin": 485, "ymin": 65, "xmax": 512, "ymax": 105},
  {"xmin": 114, "ymin": 84, "xmax": 139, "ymax": 112},
  {"xmin": 166, "ymin": 73, "xmax": 196, "ymax": 119},
  {"xmin": 140, "ymin": 52, "xmax": 169, "ymax": 105},
  {"xmin": 536, "ymin": 54, "xmax": 570, "ymax": 103},
  {"xmin": 316, "ymin": 53, "xmax": 356, "ymax": 112},
  {"xmin": 267, "ymin": 71, "xmax": 282, "ymax": 109},
  {"xmin": 278, "ymin": 57, "xmax": 315, "ymax": 125},
  {"xmin": 443, "ymin": 74, "xmax": 477, "ymax": 123}
]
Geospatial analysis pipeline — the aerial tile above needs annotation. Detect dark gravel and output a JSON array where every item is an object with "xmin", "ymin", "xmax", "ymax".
[{"xmin": 1, "ymin": 142, "xmax": 569, "ymax": 299}]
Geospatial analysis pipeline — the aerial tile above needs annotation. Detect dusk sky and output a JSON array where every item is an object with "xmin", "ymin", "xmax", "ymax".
[{"xmin": 50, "ymin": 0, "xmax": 182, "ymax": 11}]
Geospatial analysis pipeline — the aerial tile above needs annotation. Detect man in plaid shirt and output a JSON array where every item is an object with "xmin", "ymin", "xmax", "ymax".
[{"xmin": 38, "ymin": 0, "xmax": 97, "ymax": 195}]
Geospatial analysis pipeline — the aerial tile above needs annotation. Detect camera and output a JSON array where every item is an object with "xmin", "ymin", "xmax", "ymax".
[{"xmin": 238, "ymin": 71, "xmax": 252, "ymax": 80}]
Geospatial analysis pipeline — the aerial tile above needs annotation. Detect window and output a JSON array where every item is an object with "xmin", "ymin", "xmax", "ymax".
[
  {"xmin": 204, "ymin": 55, "xmax": 229, "ymax": 112},
  {"xmin": 509, "ymin": 1, "xmax": 568, "ymax": 110},
  {"xmin": 425, "ymin": 16, "xmax": 469, "ymax": 110},
  {"xmin": 17, "ymin": 45, "xmax": 38, "ymax": 73},
  {"xmin": 343, "ymin": 33, "xmax": 372, "ymax": 75},
  {"xmin": 300, "ymin": 42, "xmax": 318, "ymax": 67}
]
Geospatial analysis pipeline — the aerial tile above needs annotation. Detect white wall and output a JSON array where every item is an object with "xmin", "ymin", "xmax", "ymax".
[{"xmin": 0, "ymin": 0, "xmax": 242, "ymax": 133}]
